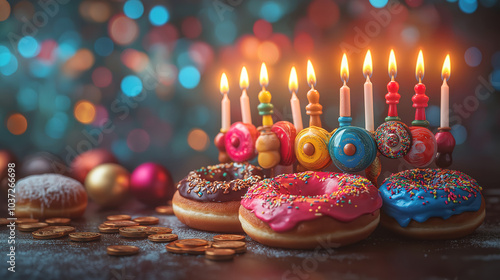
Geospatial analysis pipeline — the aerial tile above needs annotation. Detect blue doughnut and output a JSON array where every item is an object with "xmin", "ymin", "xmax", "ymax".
[{"xmin": 379, "ymin": 168, "xmax": 483, "ymax": 227}]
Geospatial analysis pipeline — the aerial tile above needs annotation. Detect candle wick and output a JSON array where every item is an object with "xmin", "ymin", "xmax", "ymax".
[
  {"xmin": 343, "ymin": 79, "xmax": 347, "ymax": 86},
  {"xmin": 391, "ymin": 75, "xmax": 395, "ymax": 82},
  {"xmin": 418, "ymin": 76, "xmax": 422, "ymax": 84}
]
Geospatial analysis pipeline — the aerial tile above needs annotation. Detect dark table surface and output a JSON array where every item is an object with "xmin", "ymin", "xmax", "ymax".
[{"xmin": 1, "ymin": 188, "xmax": 499, "ymax": 280}]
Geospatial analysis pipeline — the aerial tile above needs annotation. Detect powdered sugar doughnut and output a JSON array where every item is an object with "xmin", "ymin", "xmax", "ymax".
[{"xmin": 16, "ymin": 174, "xmax": 88, "ymax": 219}]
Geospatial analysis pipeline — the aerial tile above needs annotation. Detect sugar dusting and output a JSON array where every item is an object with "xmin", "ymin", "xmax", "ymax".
[{"xmin": 16, "ymin": 174, "xmax": 86, "ymax": 213}]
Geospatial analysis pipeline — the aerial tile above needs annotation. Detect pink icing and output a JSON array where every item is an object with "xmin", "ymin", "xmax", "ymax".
[
  {"xmin": 241, "ymin": 171, "xmax": 383, "ymax": 232},
  {"xmin": 225, "ymin": 122, "xmax": 258, "ymax": 162}
]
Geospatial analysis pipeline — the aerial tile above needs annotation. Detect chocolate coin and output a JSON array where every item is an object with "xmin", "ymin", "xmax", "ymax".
[{"xmin": 69, "ymin": 232, "xmax": 101, "ymax": 242}]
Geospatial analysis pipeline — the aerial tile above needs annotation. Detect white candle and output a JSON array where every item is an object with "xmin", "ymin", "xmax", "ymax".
[
  {"xmin": 288, "ymin": 66, "xmax": 303, "ymax": 131},
  {"xmin": 222, "ymin": 94, "xmax": 230, "ymax": 131},
  {"xmin": 363, "ymin": 50, "xmax": 374, "ymax": 131},
  {"xmin": 340, "ymin": 54, "xmax": 351, "ymax": 117},
  {"xmin": 364, "ymin": 76, "xmax": 374, "ymax": 131},
  {"xmin": 290, "ymin": 92, "xmax": 303, "ymax": 131},
  {"xmin": 340, "ymin": 83, "xmax": 351, "ymax": 117},
  {"xmin": 240, "ymin": 89, "xmax": 251, "ymax": 124},
  {"xmin": 239, "ymin": 67, "xmax": 252, "ymax": 124},
  {"xmin": 441, "ymin": 79, "xmax": 449, "ymax": 128},
  {"xmin": 441, "ymin": 55, "xmax": 451, "ymax": 128},
  {"xmin": 220, "ymin": 73, "xmax": 231, "ymax": 131}
]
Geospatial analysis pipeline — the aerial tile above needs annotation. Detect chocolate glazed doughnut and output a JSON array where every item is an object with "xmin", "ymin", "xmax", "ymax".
[{"xmin": 173, "ymin": 162, "xmax": 263, "ymax": 233}]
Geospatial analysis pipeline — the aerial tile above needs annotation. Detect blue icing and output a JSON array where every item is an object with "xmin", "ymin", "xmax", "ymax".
[{"xmin": 379, "ymin": 169, "xmax": 483, "ymax": 227}]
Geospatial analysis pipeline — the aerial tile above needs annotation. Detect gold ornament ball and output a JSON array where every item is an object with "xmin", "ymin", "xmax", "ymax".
[{"xmin": 85, "ymin": 163, "xmax": 130, "ymax": 208}]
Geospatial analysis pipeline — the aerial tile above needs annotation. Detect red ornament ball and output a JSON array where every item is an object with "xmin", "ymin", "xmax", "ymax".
[
  {"xmin": 130, "ymin": 162, "xmax": 174, "ymax": 207},
  {"xmin": 71, "ymin": 149, "xmax": 118, "ymax": 183}
]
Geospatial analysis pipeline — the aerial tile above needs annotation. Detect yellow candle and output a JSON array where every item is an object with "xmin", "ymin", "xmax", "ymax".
[{"xmin": 258, "ymin": 63, "xmax": 273, "ymax": 127}]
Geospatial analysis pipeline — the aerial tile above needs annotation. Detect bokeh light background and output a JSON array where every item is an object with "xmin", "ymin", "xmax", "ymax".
[{"xmin": 0, "ymin": 0, "xmax": 499, "ymax": 187}]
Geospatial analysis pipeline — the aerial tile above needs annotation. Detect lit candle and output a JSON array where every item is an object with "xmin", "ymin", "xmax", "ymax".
[
  {"xmin": 239, "ymin": 67, "xmax": 252, "ymax": 124},
  {"xmin": 441, "ymin": 55, "xmax": 451, "ymax": 128},
  {"xmin": 385, "ymin": 49, "xmax": 401, "ymax": 122},
  {"xmin": 288, "ymin": 66, "xmax": 303, "ymax": 131},
  {"xmin": 363, "ymin": 50, "xmax": 374, "ymax": 131},
  {"xmin": 339, "ymin": 54, "xmax": 350, "ymax": 121},
  {"xmin": 305, "ymin": 60, "xmax": 322, "ymax": 127},
  {"xmin": 412, "ymin": 50, "xmax": 429, "ymax": 127},
  {"xmin": 258, "ymin": 63, "xmax": 273, "ymax": 127},
  {"xmin": 220, "ymin": 73, "xmax": 230, "ymax": 131}
]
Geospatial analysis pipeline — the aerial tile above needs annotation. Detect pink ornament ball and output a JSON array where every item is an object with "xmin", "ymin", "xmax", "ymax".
[{"xmin": 130, "ymin": 162, "xmax": 174, "ymax": 207}]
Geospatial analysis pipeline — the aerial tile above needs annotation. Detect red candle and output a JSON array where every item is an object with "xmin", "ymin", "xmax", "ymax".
[
  {"xmin": 385, "ymin": 49, "xmax": 401, "ymax": 122},
  {"xmin": 412, "ymin": 50, "xmax": 430, "ymax": 127}
]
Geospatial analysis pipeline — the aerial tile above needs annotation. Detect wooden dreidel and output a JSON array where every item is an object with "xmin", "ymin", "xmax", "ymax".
[
  {"xmin": 256, "ymin": 63, "xmax": 281, "ymax": 169},
  {"xmin": 256, "ymin": 129, "xmax": 281, "ymax": 169},
  {"xmin": 403, "ymin": 50, "xmax": 437, "ymax": 168},
  {"xmin": 328, "ymin": 54, "xmax": 377, "ymax": 173},
  {"xmin": 295, "ymin": 60, "xmax": 331, "ymax": 171},
  {"xmin": 215, "ymin": 73, "xmax": 231, "ymax": 163},
  {"xmin": 375, "ymin": 50, "xmax": 412, "ymax": 159},
  {"xmin": 435, "ymin": 55, "xmax": 455, "ymax": 168}
]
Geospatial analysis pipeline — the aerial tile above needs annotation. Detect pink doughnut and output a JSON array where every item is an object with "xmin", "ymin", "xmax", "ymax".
[
  {"xmin": 240, "ymin": 171, "xmax": 382, "ymax": 249},
  {"xmin": 225, "ymin": 122, "xmax": 258, "ymax": 162}
]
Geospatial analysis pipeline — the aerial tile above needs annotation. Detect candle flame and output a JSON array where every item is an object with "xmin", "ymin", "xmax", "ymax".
[
  {"xmin": 259, "ymin": 62, "xmax": 269, "ymax": 88},
  {"xmin": 388, "ymin": 49, "xmax": 397, "ymax": 79},
  {"xmin": 363, "ymin": 50, "xmax": 372, "ymax": 79},
  {"xmin": 220, "ymin": 73, "xmax": 229, "ymax": 95},
  {"xmin": 416, "ymin": 50, "xmax": 425, "ymax": 82},
  {"xmin": 340, "ymin": 53, "xmax": 349, "ymax": 83},
  {"xmin": 441, "ymin": 54, "xmax": 451, "ymax": 82},
  {"xmin": 289, "ymin": 66, "xmax": 298, "ymax": 93},
  {"xmin": 240, "ymin": 66, "xmax": 249, "ymax": 89},
  {"xmin": 306, "ymin": 60, "xmax": 316, "ymax": 87}
]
